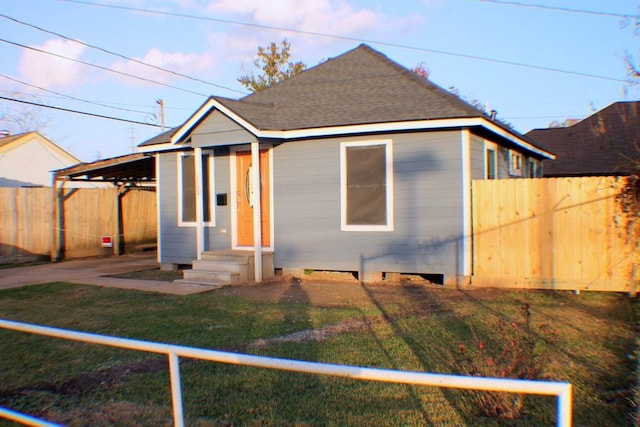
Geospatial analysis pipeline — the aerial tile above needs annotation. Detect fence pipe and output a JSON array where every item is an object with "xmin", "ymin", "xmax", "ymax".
[
  {"xmin": 0, "ymin": 319, "xmax": 572, "ymax": 427},
  {"xmin": 168, "ymin": 352, "xmax": 185, "ymax": 427},
  {"xmin": 0, "ymin": 407, "xmax": 62, "ymax": 427},
  {"xmin": 558, "ymin": 384, "xmax": 573, "ymax": 427}
]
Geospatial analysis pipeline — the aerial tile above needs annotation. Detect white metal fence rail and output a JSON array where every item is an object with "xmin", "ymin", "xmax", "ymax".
[{"xmin": 0, "ymin": 319, "xmax": 572, "ymax": 426}]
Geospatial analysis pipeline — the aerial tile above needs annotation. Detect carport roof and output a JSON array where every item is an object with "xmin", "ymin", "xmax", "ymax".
[{"xmin": 54, "ymin": 152, "xmax": 155, "ymax": 184}]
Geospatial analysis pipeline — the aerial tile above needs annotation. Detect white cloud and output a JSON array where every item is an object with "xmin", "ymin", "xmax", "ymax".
[
  {"xmin": 18, "ymin": 39, "xmax": 87, "ymax": 89},
  {"xmin": 206, "ymin": 0, "xmax": 380, "ymax": 35},
  {"xmin": 110, "ymin": 47, "xmax": 217, "ymax": 85}
]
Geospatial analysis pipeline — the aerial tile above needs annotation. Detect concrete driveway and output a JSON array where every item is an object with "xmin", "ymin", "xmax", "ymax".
[{"xmin": 0, "ymin": 252, "xmax": 213, "ymax": 295}]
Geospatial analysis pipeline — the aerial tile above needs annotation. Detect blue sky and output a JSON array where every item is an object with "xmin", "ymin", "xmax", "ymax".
[{"xmin": 1, "ymin": 0, "xmax": 638, "ymax": 162}]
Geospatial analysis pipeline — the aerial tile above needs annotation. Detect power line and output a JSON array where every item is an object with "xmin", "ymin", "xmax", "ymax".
[
  {"xmin": 477, "ymin": 0, "xmax": 638, "ymax": 20},
  {"xmin": 58, "ymin": 0, "xmax": 630, "ymax": 84},
  {"xmin": 0, "ymin": 73, "xmax": 152, "ymax": 115},
  {"xmin": 0, "ymin": 95, "xmax": 163, "ymax": 127},
  {"xmin": 0, "ymin": 13, "xmax": 247, "ymax": 96},
  {"xmin": 0, "ymin": 38, "xmax": 210, "ymax": 97}
]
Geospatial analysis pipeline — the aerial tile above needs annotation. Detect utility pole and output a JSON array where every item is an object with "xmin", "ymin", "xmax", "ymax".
[{"xmin": 156, "ymin": 99, "xmax": 165, "ymax": 132}]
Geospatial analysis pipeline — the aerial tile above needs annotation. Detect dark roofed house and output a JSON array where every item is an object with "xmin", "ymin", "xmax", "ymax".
[
  {"xmin": 140, "ymin": 44, "xmax": 553, "ymax": 286},
  {"xmin": 526, "ymin": 101, "xmax": 640, "ymax": 177}
]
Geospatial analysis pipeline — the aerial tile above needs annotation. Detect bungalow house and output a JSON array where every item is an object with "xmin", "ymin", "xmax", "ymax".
[
  {"xmin": 139, "ymin": 44, "xmax": 553, "ymax": 286},
  {"xmin": 526, "ymin": 101, "xmax": 640, "ymax": 177}
]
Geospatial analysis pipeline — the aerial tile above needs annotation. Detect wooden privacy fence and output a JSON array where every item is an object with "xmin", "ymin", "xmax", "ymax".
[
  {"xmin": 0, "ymin": 187, "xmax": 156, "ymax": 261},
  {"xmin": 472, "ymin": 176, "xmax": 639, "ymax": 293}
]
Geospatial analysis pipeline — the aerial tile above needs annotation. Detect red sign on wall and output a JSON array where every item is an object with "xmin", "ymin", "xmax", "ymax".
[{"xmin": 101, "ymin": 236, "xmax": 113, "ymax": 248}]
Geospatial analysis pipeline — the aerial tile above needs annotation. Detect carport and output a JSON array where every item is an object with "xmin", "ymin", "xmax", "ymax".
[{"xmin": 52, "ymin": 153, "xmax": 156, "ymax": 260}]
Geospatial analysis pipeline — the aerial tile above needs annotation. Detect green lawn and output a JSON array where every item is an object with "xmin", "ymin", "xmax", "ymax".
[{"xmin": 0, "ymin": 282, "xmax": 637, "ymax": 426}]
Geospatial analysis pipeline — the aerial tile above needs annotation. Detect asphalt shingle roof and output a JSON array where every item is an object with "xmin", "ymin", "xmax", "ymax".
[
  {"xmin": 140, "ymin": 44, "xmax": 547, "ymax": 153},
  {"xmin": 138, "ymin": 127, "xmax": 178, "ymax": 147},
  {"xmin": 211, "ymin": 44, "xmax": 485, "ymax": 131},
  {"xmin": 526, "ymin": 101, "xmax": 640, "ymax": 176}
]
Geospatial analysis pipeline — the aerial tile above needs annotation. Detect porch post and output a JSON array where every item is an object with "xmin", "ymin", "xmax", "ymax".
[
  {"xmin": 251, "ymin": 141, "xmax": 263, "ymax": 282},
  {"xmin": 460, "ymin": 129, "xmax": 472, "ymax": 278},
  {"xmin": 194, "ymin": 147, "xmax": 204, "ymax": 260}
]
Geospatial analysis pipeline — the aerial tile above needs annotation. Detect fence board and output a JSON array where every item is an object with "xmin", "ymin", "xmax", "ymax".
[
  {"xmin": 0, "ymin": 188, "xmax": 53, "ymax": 259},
  {"xmin": 472, "ymin": 177, "xmax": 639, "ymax": 292},
  {"xmin": 0, "ymin": 187, "xmax": 156, "ymax": 261}
]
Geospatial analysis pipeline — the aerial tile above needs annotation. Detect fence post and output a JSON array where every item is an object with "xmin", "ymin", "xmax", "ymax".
[
  {"xmin": 557, "ymin": 383, "xmax": 572, "ymax": 427},
  {"xmin": 168, "ymin": 352, "xmax": 185, "ymax": 427}
]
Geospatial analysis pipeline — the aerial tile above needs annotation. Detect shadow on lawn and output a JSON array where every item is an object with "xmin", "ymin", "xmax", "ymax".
[
  {"xmin": 359, "ymin": 284, "xmax": 637, "ymax": 426},
  {"xmin": 268, "ymin": 277, "xmax": 326, "ymax": 424},
  {"xmin": 357, "ymin": 283, "xmax": 473, "ymax": 425}
]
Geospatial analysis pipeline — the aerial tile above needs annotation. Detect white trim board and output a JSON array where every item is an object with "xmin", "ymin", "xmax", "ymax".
[{"xmin": 138, "ymin": 97, "xmax": 554, "ymax": 161}]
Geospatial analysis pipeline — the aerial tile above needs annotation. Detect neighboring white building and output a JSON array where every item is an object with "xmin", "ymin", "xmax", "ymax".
[{"xmin": 0, "ymin": 131, "xmax": 103, "ymax": 188}]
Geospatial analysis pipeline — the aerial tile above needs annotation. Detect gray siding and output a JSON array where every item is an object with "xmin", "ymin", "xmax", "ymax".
[
  {"xmin": 470, "ymin": 134, "xmax": 485, "ymax": 180},
  {"xmin": 192, "ymin": 111, "xmax": 256, "ymax": 147},
  {"xmin": 272, "ymin": 131, "xmax": 465, "ymax": 276},
  {"xmin": 158, "ymin": 151, "xmax": 196, "ymax": 264},
  {"xmin": 205, "ymin": 148, "xmax": 232, "ymax": 251},
  {"xmin": 157, "ymin": 148, "xmax": 233, "ymax": 265}
]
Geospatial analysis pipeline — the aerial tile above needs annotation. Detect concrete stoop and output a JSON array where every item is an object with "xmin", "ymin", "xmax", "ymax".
[{"xmin": 174, "ymin": 250, "xmax": 274, "ymax": 288}]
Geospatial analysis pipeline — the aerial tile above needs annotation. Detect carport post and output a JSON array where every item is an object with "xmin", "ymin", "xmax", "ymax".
[
  {"xmin": 51, "ymin": 177, "xmax": 65, "ymax": 262},
  {"xmin": 114, "ymin": 185, "xmax": 128, "ymax": 256}
]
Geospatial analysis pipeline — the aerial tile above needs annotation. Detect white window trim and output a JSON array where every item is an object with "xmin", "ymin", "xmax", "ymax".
[
  {"xmin": 177, "ymin": 150, "xmax": 216, "ymax": 227},
  {"xmin": 509, "ymin": 149, "xmax": 523, "ymax": 177},
  {"xmin": 484, "ymin": 140, "xmax": 498, "ymax": 180},
  {"xmin": 340, "ymin": 139, "xmax": 394, "ymax": 232}
]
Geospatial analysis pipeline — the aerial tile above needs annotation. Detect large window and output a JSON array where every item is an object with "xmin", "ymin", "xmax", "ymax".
[
  {"xmin": 340, "ymin": 140, "xmax": 393, "ymax": 231},
  {"xmin": 177, "ymin": 151, "xmax": 214, "ymax": 226}
]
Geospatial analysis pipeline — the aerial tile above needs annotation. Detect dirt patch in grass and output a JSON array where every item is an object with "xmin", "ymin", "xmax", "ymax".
[
  {"xmin": 45, "ymin": 400, "xmax": 172, "ymax": 427},
  {"xmin": 0, "ymin": 357, "xmax": 168, "ymax": 401}
]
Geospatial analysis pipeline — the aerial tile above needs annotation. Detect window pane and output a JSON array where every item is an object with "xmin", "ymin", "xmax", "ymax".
[
  {"xmin": 182, "ymin": 153, "xmax": 212, "ymax": 223},
  {"xmin": 486, "ymin": 148, "xmax": 497, "ymax": 179},
  {"xmin": 346, "ymin": 145, "xmax": 386, "ymax": 225},
  {"xmin": 182, "ymin": 155, "xmax": 196, "ymax": 222}
]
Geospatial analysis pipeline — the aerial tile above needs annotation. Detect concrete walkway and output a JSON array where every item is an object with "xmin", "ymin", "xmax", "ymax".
[{"xmin": 0, "ymin": 252, "xmax": 215, "ymax": 295}]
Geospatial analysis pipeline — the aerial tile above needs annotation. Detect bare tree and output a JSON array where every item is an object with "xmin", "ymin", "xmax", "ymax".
[{"xmin": 0, "ymin": 92, "xmax": 51, "ymax": 134}]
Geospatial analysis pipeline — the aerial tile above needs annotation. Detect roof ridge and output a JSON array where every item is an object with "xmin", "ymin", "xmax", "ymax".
[{"xmin": 240, "ymin": 43, "xmax": 485, "ymax": 119}]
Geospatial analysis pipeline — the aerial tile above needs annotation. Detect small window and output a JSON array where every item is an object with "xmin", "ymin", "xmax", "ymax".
[
  {"xmin": 486, "ymin": 148, "xmax": 497, "ymax": 179},
  {"xmin": 509, "ymin": 150, "xmax": 523, "ymax": 176},
  {"xmin": 178, "ymin": 151, "xmax": 215, "ymax": 226},
  {"xmin": 340, "ymin": 140, "xmax": 393, "ymax": 231}
]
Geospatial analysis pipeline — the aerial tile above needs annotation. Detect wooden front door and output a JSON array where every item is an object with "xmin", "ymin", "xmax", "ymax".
[{"xmin": 236, "ymin": 149, "xmax": 271, "ymax": 247}]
